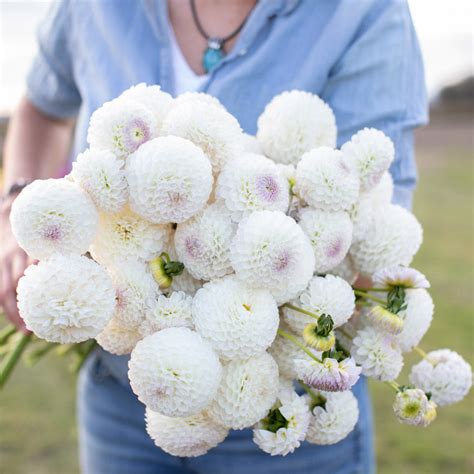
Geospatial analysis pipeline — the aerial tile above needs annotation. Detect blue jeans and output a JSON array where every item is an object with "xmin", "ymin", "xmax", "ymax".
[{"xmin": 77, "ymin": 349, "xmax": 375, "ymax": 474}]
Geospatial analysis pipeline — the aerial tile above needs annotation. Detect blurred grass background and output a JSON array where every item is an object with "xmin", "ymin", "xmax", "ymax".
[{"xmin": 0, "ymin": 103, "xmax": 473, "ymax": 473}]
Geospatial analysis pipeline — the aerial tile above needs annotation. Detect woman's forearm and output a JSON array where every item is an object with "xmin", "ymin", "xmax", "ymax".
[{"xmin": 3, "ymin": 97, "xmax": 75, "ymax": 188}]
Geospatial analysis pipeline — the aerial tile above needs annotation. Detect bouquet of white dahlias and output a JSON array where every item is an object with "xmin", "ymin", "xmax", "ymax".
[{"xmin": 2, "ymin": 86, "xmax": 471, "ymax": 458}]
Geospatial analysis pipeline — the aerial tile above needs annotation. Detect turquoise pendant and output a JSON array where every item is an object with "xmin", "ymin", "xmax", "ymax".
[{"xmin": 202, "ymin": 38, "xmax": 224, "ymax": 73}]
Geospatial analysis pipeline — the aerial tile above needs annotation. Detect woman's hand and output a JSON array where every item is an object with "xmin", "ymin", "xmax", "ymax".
[{"xmin": 0, "ymin": 195, "xmax": 31, "ymax": 332}]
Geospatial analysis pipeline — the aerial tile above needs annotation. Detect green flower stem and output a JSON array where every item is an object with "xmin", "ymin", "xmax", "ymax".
[
  {"xmin": 414, "ymin": 345, "xmax": 434, "ymax": 364},
  {"xmin": 299, "ymin": 380, "xmax": 320, "ymax": 402},
  {"xmin": 336, "ymin": 327, "xmax": 353, "ymax": 341},
  {"xmin": 282, "ymin": 303, "xmax": 319, "ymax": 321},
  {"xmin": 277, "ymin": 329, "xmax": 323, "ymax": 363},
  {"xmin": 71, "ymin": 340, "xmax": 97, "ymax": 374},
  {"xmin": 0, "ymin": 324, "xmax": 17, "ymax": 346},
  {"xmin": 385, "ymin": 380, "xmax": 401, "ymax": 392},
  {"xmin": 356, "ymin": 301, "xmax": 372, "ymax": 308},
  {"xmin": 25, "ymin": 342, "xmax": 58, "ymax": 367},
  {"xmin": 353, "ymin": 290, "xmax": 386, "ymax": 306},
  {"xmin": 0, "ymin": 332, "xmax": 32, "ymax": 389}
]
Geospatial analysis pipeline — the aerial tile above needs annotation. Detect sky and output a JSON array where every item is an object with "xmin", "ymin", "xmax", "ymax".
[{"xmin": 0, "ymin": 0, "xmax": 473, "ymax": 115}]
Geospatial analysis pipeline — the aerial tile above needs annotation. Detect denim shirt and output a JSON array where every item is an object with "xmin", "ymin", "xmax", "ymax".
[{"xmin": 27, "ymin": 0, "xmax": 428, "ymax": 209}]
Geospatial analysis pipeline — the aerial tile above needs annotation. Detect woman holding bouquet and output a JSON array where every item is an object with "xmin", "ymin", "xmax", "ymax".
[{"xmin": 0, "ymin": 1, "xmax": 427, "ymax": 473}]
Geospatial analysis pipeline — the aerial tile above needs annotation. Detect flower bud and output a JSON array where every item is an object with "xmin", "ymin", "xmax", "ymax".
[{"xmin": 367, "ymin": 305, "xmax": 404, "ymax": 335}]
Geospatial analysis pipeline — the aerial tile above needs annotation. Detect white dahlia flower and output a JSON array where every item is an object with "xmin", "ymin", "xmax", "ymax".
[
  {"xmin": 193, "ymin": 278, "xmax": 279, "ymax": 360},
  {"xmin": 241, "ymin": 133, "xmax": 263, "ymax": 153},
  {"xmin": 174, "ymin": 202, "xmax": 236, "ymax": 280},
  {"xmin": 96, "ymin": 316, "xmax": 143, "ymax": 355},
  {"xmin": 350, "ymin": 204, "xmax": 423, "ymax": 275},
  {"xmin": 208, "ymin": 352, "xmax": 279, "ymax": 430},
  {"xmin": 87, "ymin": 98, "xmax": 157, "ymax": 158},
  {"xmin": 283, "ymin": 275, "xmax": 355, "ymax": 333},
  {"xmin": 409, "ymin": 349, "xmax": 472, "ymax": 406},
  {"xmin": 17, "ymin": 255, "xmax": 115, "ymax": 343},
  {"xmin": 10, "ymin": 179, "xmax": 98, "ymax": 260},
  {"xmin": 328, "ymin": 255, "xmax": 358, "ymax": 285},
  {"xmin": 139, "ymin": 291, "xmax": 193, "ymax": 336},
  {"xmin": 109, "ymin": 262, "xmax": 159, "ymax": 330},
  {"xmin": 89, "ymin": 206, "xmax": 169, "ymax": 267},
  {"xmin": 298, "ymin": 208, "xmax": 353, "ymax": 273},
  {"xmin": 230, "ymin": 211, "xmax": 315, "ymax": 304},
  {"xmin": 294, "ymin": 356, "xmax": 361, "ymax": 392},
  {"xmin": 256, "ymin": 90, "xmax": 337, "ymax": 165},
  {"xmin": 126, "ymin": 136, "xmax": 213, "ymax": 224},
  {"xmin": 118, "ymin": 83, "xmax": 173, "ymax": 133},
  {"xmin": 216, "ymin": 153, "xmax": 290, "ymax": 221},
  {"xmin": 128, "ymin": 327, "xmax": 222, "ymax": 417},
  {"xmin": 305, "ymin": 390, "xmax": 359, "ymax": 445},
  {"xmin": 295, "ymin": 147, "xmax": 360, "ymax": 212},
  {"xmin": 269, "ymin": 325, "xmax": 315, "ymax": 379},
  {"xmin": 70, "ymin": 148, "xmax": 128, "ymax": 213},
  {"xmin": 373, "ymin": 266, "xmax": 430, "ymax": 290},
  {"xmin": 145, "ymin": 408, "xmax": 228, "ymax": 457},
  {"xmin": 359, "ymin": 170, "xmax": 394, "ymax": 205},
  {"xmin": 161, "ymin": 101, "xmax": 243, "ymax": 173},
  {"xmin": 173, "ymin": 91, "xmax": 225, "ymax": 110},
  {"xmin": 341, "ymin": 128, "xmax": 395, "ymax": 192},
  {"xmin": 351, "ymin": 326, "xmax": 403, "ymax": 381},
  {"xmin": 350, "ymin": 198, "xmax": 378, "ymax": 244},
  {"xmin": 396, "ymin": 289, "xmax": 434, "ymax": 352},
  {"xmin": 392, "ymin": 388, "xmax": 431, "ymax": 427},
  {"xmin": 253, "ymin": 391, "xmax": 310, "ymax": 456}
]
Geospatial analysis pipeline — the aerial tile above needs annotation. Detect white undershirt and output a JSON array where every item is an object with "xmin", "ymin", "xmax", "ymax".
[{"xmin": 168, "ymin": 23, "xmax": 209, "ymax": 95}]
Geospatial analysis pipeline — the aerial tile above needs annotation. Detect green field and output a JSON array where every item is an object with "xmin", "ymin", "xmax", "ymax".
[{"xmin": 0, "ymin": 127, "xmax": 473, "ymax": 473}]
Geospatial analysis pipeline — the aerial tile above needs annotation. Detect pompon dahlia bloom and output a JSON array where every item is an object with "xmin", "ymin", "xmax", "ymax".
[
  {"xmin": 392, "ymin": 388, "xmax": 432, "ymax": 427},
  {"xmin": 126, "ymin": 136, "xmax": 213, "ymax": 224},
  {"xmin": 87, "ymin": 98, "xmax": 157, "ymax": 158},
  {"xmin": 366, "ymin": 306, "xmax": 404, "ymax": 335},
  {"xmin": 70, "ymin": 148, "xmax": 128, "ymax": 213},
  {"xmin": 209, "ymin": 352, "xmax": 279, "ymax": 430},
  {"xmin": 145, "ymin": 408, "xmax": 228, "ymax": 457},
  {"xmin": 373, "ymin": 266, "xmax": 430, "ymax": 290},
  {"xmin": 216, "ymin": 153, "xmax": 290, "ymax": 220},
  {"xmin": 10, "ymin": 178, "xmax": 98, "ymax": 260},
  {"xmin": 253, "ymin": 389, "xmax": 310, "ymax": 456},
  {"xmin": 96, "ymin": 316, "xmax": 143, "ymax": 356},
  {"xmin": 174, "ymin": 202, "xmax": 236, "ymax": 280},
  {"xmin": 17, "ymin": 255, "xmax": 115, "ymax": 343},
  {"xmin": 89, "ymin": 206, "xmax": 169, "ymax": 267},
  {"xmin": 283, "ymin": 275, "xmax": 355, "ymax": 333},
  {"xmin": 241, "ymin": 133, "xmax": 263, "ymax": 154},
  {"xmin": 161, "ymin": 101, "xmax": 244, "ymax": 173},
  {"xmin": 351, "ymin": 326, "xmax": 403, "ymax": 381},
  {"xmin": 128, "ymin": 327, "xmax": 222, "ymax": 417},
  {"xmin": 409, "ymin": 349, "xmax": 472, "ymax": 406},
  {"xmin": 298, "ymin": 208, "xmax": 353, "ymax": 273},
  {"xmin": 341, "ymin": 128, "xmax": 395, "ymax": 192},
  {"xmin": 305, "ymin": 390, "xmax": 359, "ymax": 445},
  {"xmin": 295, "ymin": 147, "xmax": 360, "ymax": 212},
  {"xmin": 294, "ymin": 356, "xmax": 361, "ymax": 392},
  {"xmin": 256, "ymin": 90, "xmax": 337, "ymax": 165},
  {"xmin": 108, "ymin": 262, "xmax": 159, "ymax": 330},
  {"xmin": 360, "ymin": 170, "xmax": 394, "ymax": 205},
  {"xmin": 139, "ymin": 291, "xmax": 193, "ymax": 336},
  {"xmin": 350, "ymin": 204, "xmax": 423, "ymax": 275},
  {"xmin": 269, "ymin": 325, "xmax": 316, "ymax": 379},
  {"xmin": 118, "ymin": 83, "xmax": 173, "ymax": 133},
  {"xmin": 396, "ymin": 289, "xmax": 434, "ymax": 352},
  {"xmin": 172, "ymin": 91, "xmax": 225, "ymax": 110},
  {"xmin": 230, "ymin": 210, "xmax": 315, "ymax": 304},
  {"xmin": 193, "ymin": 278, "xmax": 279, "ymax": 360}
]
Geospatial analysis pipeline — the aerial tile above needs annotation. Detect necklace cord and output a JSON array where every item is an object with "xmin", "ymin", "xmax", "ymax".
[{"xmin": 190, "ymin": 0, "xmax": 251, "ymax": 44}]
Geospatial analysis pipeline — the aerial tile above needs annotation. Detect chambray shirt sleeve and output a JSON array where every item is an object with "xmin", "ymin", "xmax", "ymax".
[
  {"xmin": 26, "ymin": 0, "xmax": 81, "ymax": 119},
  {"xmin": 322, "ymin": 1, "xmax": 428, "ymax": 209}
]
